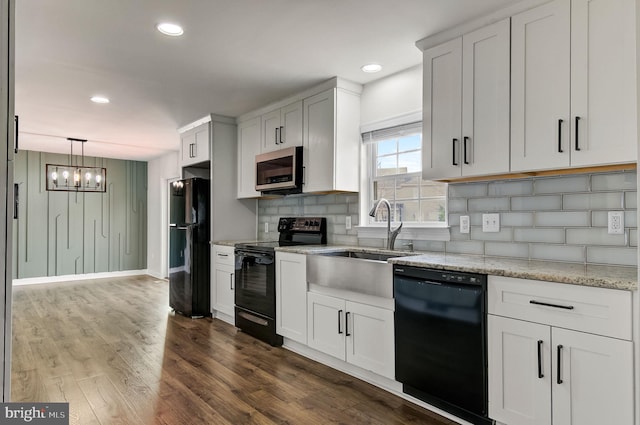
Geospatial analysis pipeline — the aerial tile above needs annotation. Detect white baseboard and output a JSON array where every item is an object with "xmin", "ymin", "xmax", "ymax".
[
  {"xmin": 146, "ymin": 269, "xmax": 167, "ymax": 280},
  {"xmin": 13, "ymin": 269, "xmax": 150, "ymax": 286}
]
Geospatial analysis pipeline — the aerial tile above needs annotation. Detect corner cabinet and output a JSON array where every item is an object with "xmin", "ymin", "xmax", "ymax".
[
  {"xmin": 302, "ymin": 87, "xmax": 361, "ymax": 193},
  {"xmin": 307, "ymin": 291, "xmax": 394, "ymax": 379},
  {"xmin": 422, "ymin": 18, "xmax": 510, "ymax": 180},
  {"xmin": 261, "ymin": 101, "xmax": 303, "ymax": 153},
  {"xmin": 180, "ymin": 122, "xmax": 210, "ymax": 167},
  {"xmin": 275, "ymin": 252, "xmax": 307, "ymax": 344},
  {"xmin": 511, "ymin": 0, "xmax": 636, "ymax": 172},
  {"xmin": 236, "ymin": 117, "xmax": 261, "ymax": 199},
  {"xmin": 487, "ymin": 276, "xmax": 633, "ymax": 425},
  {"xmin": 211, "ymin": 245, "xmax": 235, "ymax": 325}
]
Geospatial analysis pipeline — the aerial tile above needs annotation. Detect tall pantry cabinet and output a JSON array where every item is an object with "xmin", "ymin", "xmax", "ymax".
[{"xmin": 0, "ymin": 0, "xmax": 14, "ymax": 402}]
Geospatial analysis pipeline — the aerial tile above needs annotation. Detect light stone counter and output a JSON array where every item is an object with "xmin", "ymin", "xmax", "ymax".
[
  {"xmin": 213, "ymin": 240, "xmax": 261, "ymax": 247},
  {"xmin": 275, "ymin": 245, "xmax": 637, "ymax": 291}
]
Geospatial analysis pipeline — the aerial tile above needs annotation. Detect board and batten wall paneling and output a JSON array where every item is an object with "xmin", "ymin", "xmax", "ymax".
[{"xmin": 12, "ymin": 151, "xmax": 147, "ymax": 279}]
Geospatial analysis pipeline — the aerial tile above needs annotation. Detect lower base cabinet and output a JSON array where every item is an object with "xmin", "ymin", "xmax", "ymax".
[
  {"xmin": 212, "ymin": 245, "xmax": 235, "ymax": 322},
  {"xmin": 307, "ymin": 292, "xmax": 394, "ymax": 379},
  {"xmin": 275, "ymin": 252, "xmax": 307, "ymax": 344},
  {"xmin": 488, "ymin": 276, "xmax": 633, "ymax": 425}
]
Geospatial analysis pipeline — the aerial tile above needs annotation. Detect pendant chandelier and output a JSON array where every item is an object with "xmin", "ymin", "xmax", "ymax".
[{"xmin": 45, "ymin": 138, "xmax": 107, "ymax": 193}]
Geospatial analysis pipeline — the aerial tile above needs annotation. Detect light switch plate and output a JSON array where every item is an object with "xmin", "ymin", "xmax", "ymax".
[
  {"xmin": 345, "ymin": 216, "xmax": 352, "ymax": 230},
  {"xmin": 482, "ymin": 213, "xmax": 500, "ymax": 232},
  {"xmin": 460, "ymin": 216, "xmax": 470, "ymax": 233},
  {"xmin": 264, "ymin": 222, "xmax": 269, "ymax": 233}
]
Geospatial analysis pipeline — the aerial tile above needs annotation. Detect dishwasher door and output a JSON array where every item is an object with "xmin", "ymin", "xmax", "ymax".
[{"xmin": 394, "ymin": 266, "xmax": 489, "ymax": 424}]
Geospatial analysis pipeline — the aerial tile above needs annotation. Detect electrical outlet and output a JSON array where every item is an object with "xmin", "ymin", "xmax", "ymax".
[
  {"xmin": 264, "ymin": 222, "xmax": 269, "ymax": 233},
  {"xmin": 345, "ymin": 216, "xmax": 352, "ymax": 230},
  {"xmin": 460, "ymin": 216, "xmax": 470, "ymax": 233},
  {"xmin": 608, "ymin": 211, "xmax": 624, "ymax": 234},
  {"xmin": 482, "ymin": 213, "xmax": 500, "ymax": 232}
]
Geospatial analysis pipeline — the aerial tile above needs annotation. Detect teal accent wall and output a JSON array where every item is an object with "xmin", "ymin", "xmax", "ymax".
[{"xmin": 12, "ymin": 150, "xmax": 147, "ymax": 278}]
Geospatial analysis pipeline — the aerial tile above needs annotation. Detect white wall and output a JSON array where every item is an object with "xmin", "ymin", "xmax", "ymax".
[
  {"xmin": 147, "ymin": 151, "xmax": 180, "ymax": 278},
  {"xmin": 360, "ymin": 64, "xmax": 422, "ymax": 131}
]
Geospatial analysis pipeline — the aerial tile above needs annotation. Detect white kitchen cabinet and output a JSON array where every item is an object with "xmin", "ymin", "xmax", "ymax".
[
  {"xmin": 569, "ymin": 0, "xmax": 637, "ymax": 166},
  {"xmin": 275, "ymin": 252, "xmax": 307, "ymax": 344},
  {"xmin": 237, "ymin": 117, "xmax": 261, "ymax": 198},
  {"xmin": 302, "ymin": 87, "xmax": 361, "ymax": 193},
  {"xmin": 488, "ymin": 276, "xmax": 633, "ymax": 425},
  {"xmin": 180, "ymin": 122, "xmax": 210, "ymax": 167},
  {"xmin": 511, "ymin": 0, "xmax": 636, "ymax": 172},
  {"xmin": 307, "ymin": 291, "xmax": 394, "ymax": 379},
  {"xmin": 211, "ymin": 245, "xmax": 235, "ymax": 324},
  {"xmin": 511, "ymin": 0, "xmax": 571, "ymax": 172},
  {"xmin": 422, "ymin": 19, "xmax": 510, "ymax": 180},
  {"xmin": 261, "ymin": 101, "xmax": 303, "ymax": 153}
]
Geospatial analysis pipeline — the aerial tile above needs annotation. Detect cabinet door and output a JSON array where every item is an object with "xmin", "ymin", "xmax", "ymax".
[
  {"xmin": 570, "ymin": 0, "xmax": 637, "ymax": 166},
  {"xmin": 281, "ymin": 101, "xmax": 303, "ymax": 149},
  {"xmin": 511, "ymin": 0, "xmax": 571, "ymax": 172},
  {"xmin": 488, "ymin": 315, "xmax": 551, "ymax": 425},
  {"xmin": 181, "ymin": 124, "xmax": 210, "ymax": 166},
  {"xmin": 345, "ymin": 301, "xmax": 394, "ymax": 379},
  {"xmin": 307, "ymin": 292, "xmax": 345, "ymax": 360},
  {"xmin": 422, "ymin": 37, "xmax": 462, "ymax": 180},
  {"xmin": 461, "ymin": 19, "xmax": 510, "ymax": 177},
  {"xmin": 237, "ymin": 117, "xmax": 261, "ymax": 198},
  {"xmin": 276, "ymin": 252, "xmax": 307, "ymax": 344},
  {"xmin": 303, "ymin": 89, "xmax": 335, "ymax": 193},
  {"xmin": 213, "ymin": 264, "xmax": 234, "ymax": 317},
  {"xmin": 552, "ymin": 328, "xmax": 633, "ymax": 425},
  {"xmin": 261, "ymin": 109, "xmax": 281, "ymax": 153}
]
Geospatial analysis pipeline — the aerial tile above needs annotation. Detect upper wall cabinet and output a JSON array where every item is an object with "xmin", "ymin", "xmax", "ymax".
[
  {"xmin": 511, "ymin": 0, "xmax": 637, "ymax": 172},
  {"xmin": 261, "ymin": 101, "xmax": 303, "ymax": 153},
  {"xmin": 180, "ymin": 122, "xmax": 210, "ymax": 167},
  {"xmin": 237, "ymin": 117, "xmax": 261, "ymax": 199},
  {"xmin": 303, "ymin": 87, "xmax": 361, "ymax": 193},
  {"xmin": 422, "ymin": 19, "xmax": 510, "ymax": 180}
]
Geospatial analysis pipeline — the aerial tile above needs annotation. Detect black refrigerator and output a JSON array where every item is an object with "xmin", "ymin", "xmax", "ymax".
[{"xmin": 169, "ymin": 178, "xmax": 210, "ymax": 318}]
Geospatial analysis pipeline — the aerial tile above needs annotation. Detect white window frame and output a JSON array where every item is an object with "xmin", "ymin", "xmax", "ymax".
[{"xmin": 357, "ymin": 113, "xmax": 450, "ymax": 242}]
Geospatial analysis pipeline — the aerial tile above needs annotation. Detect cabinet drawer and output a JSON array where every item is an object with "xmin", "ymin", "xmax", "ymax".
[
  {"xmin": 488, "ymin": 276, "xmax": 632, "ymax": 340},
  {"xmin": 213, "ymin": 246, "xmax": 235, "ymax": 266}
]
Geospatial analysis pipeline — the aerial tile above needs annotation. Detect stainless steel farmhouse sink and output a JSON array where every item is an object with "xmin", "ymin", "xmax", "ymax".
[{"xmin": 307, "ymin": 250, "xmax": 410, "ymax": 298}]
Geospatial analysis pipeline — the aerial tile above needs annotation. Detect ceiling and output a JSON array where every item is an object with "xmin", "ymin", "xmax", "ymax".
[{"xmin": 15, "ymin": 0, "xmax": 514, "ymax": 161}]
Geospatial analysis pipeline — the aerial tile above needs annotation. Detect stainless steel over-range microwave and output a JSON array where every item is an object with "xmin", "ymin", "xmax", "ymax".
[{"xmin": 255, "ymin": 146, "xmax": 303, "ymax": 195}]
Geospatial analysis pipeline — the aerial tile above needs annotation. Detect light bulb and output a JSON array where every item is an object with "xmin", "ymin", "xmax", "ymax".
[
  {"xmin": 51, "ymin": 171, "xmax": 58, "ymax": 180},
  {"xmin": 62, "ymin": 170, "xmax": 69, "ymax": 179},
  {"xmin": 95, "ymin": 175, "xmax": 102, "ymax": 183},
  {"xmin": 85, "ymin": 172, "xmax": 92, "ymax": 180},
  {"xmin": 73, "ymin": 172, "xmax": 80, "ymax": 182}
]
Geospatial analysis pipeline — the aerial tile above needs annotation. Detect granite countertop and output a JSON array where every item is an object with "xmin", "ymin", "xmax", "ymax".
[
  {"xmin": 213, "ymin": 240, "xmax": 260, "ymax": 247},
  {"xmin": 275, "ymin": 245, "xmax": 638, "ymax": 291}
]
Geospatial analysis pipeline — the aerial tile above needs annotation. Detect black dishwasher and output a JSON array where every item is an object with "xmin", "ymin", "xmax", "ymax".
[{"xmin": 394, "ymin": 265, "xmax": 491, "ymax": 425}]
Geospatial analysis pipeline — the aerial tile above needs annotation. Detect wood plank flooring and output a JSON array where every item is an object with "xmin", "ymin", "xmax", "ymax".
[{"xmin": 11, "ymin": 275, "xmax": 457, "ymax": 425}]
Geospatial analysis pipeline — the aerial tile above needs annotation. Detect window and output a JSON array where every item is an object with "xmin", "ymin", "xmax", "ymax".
[{"xmin": 363, "ymin": 122, "xmax": 447, "ymax": 226}]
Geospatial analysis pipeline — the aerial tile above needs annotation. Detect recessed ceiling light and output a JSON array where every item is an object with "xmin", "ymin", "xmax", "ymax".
[
  {"xmin": 361, "ymin": 63, "xmax": 382, "ymax": 73},
  {"xmin": 157, "ymin": 22, "xmax": 184, "ymax": 36},
  {"xmin": 90, "ymin": 96, "xmax": 110, "ymax": 104}
]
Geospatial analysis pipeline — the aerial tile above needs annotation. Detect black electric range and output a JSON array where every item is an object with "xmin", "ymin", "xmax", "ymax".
[{"xmin": 234, "ymin": 217, "xmax": 326, "ymax": 346}]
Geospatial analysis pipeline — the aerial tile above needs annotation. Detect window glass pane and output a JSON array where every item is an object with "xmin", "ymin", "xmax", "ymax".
[
  {"xmin": 398, "ymin": 134, "xmax": 421, "ymax": 152},
  {"xmin": 373, "ymin": 179, "xmax": 395, "ymax": 201},
  {"xmin": 421, "ymin": 198, "xmax": 447, "ymax": 222},
  {"xmin": 397, "ymin": 200, "xmax": 420, "ymax": 222},
  {"xmin": 421, "ymin": 180, "xmax": 447, "ymax": 197},
  {"xmin": 398, "ymin": 151, "xmax": 421, "ymax": 174},
  {"xmin": 376, "ymin": 155, "xmax": 397, "ymax": 176},
  {"xmin": 366, "ymin": 123, "xmax": 447, "ymax": 226},
  {"xmin": 377, "ymin": 139, "xmax": 397, "ymax": 156},
  {"xmin": 395, "ymin": 175, "xmax": 419, "ymax": 200}
]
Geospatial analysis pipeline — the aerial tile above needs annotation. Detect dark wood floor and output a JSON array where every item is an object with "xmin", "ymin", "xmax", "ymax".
[{"xmin": 11, "ymin": 275, "xmax": 457, "ymax": 425}]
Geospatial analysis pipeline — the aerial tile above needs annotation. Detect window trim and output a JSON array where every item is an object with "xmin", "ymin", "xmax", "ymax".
[{"xmin": 357, "ymin": 114, "xmax": 450, "ymax": 242}]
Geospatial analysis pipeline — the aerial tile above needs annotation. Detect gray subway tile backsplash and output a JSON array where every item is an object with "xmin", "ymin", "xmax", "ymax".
[{"xmin": 257, "ymin": 171, "xmax": 638, "ymax": 267}]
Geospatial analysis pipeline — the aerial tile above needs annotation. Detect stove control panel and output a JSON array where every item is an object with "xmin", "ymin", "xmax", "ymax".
[{"xmin": 278, "ymin": 217, "xmax": 326, "ymax": 233}]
